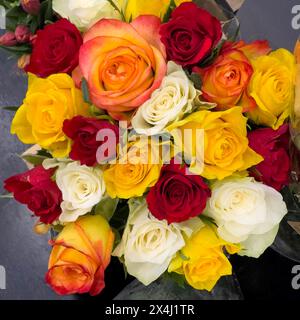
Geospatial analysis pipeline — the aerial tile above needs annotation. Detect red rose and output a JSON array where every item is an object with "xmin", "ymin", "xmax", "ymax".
[
  {"xmin": 146, "ymin": 161, "xmax": 211, "ymax": 224},
  {"xmin": 25, "ymin": 19, "xmax": 82, "ymax": 77},
  {"xmin": 159, "ymin": 2, "xmax": 222, "ymax": 67},
  {"xmin": 63, "ymin": 116, "xmax": 119, "ymax": 166},
  {"xmin": 4, "ymin": 166, "xmax": 62, "ymax": 224},
  {"xmin": 248, "ymin": 124, "xmax": 290, "ymax": 191}
]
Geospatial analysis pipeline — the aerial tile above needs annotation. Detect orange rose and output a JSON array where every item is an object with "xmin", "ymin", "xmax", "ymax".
[
  {"xmin": 195, "ymin": 41, "xmax": 271, "ymax": 111},
  {"xmin": 79, "ymin": 16, "xmax": 167, "ymax": 120},
  {"xmin": 46, "ymin": 215, "xmax": 114, "ymax": 296}
]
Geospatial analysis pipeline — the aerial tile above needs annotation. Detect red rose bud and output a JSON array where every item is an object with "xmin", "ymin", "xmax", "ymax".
[
  {"xmin": 21, "ymin": 0, "xmax": 41, "ymax": 15},
  {"xmin": 0, "ymin": 31, "xmax": 17, "ymax": 46},
  {"xmin": 248, "ymin": 124, "xmax": 291, "ymax": 191},
  {"xmin": 15, "ymin": 25, "xmax": 31, "ymax": 44},
  {"xmin": 146, "ymin": 160, "xmax": 211, "ymax": 224},
  {"xmin": 18, "ymin": 54, "xmax": 31, "ymax": 70}
]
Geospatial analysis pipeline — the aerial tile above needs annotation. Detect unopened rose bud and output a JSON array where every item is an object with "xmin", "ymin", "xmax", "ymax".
[
  {"xmin": 34, "ymin": 221, "xmax": 51, "ymax": 235},
  {"xmin": 15, "ymin": 25, "xmax": 31, "ymax": 44},
  {"xmin": 21, "ymin": 0, "xmax": 41, "ymax": 16},
  {"xmin": 18, "ymin": 54, "xmax": 31, "ymax": 70},
  {"xmin": 0, "ymin": 31, "xmax": 17, "ymax": 46}
]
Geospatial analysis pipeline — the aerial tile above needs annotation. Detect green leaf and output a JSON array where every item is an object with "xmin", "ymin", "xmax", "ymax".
[
  {"xmin": 81, "ymin": 78, "xmax": 91, "ymax": 104},
  {"xmin": 21, "ymin": 154, "xmax": 49, "ymax": 166},
  {"xmin": 200, "ymin": 214, "xmax": 217, "ymax": 227},
  {"xmin": 51, "ymin": 224, "xmax": 63, "ymax": 234},
  {"xmin": 1, "ymin": 105, "xmax": 19, "ymax": 111},
  {"xmin": 38, "ymin": 0, "xmax": 55, "ymax": 28},
  {"xmin": 163, "ymin": 0, "xmax": 176, "ymax": 23},
  {"xmin": 178, "ymin": 251, "xmax": 190, "ymax": 261},
  {"xmin": 88, "ymin": 104, "xmax": 115, "ymax": 123},
  {"xmin": 94, "ymin": 197, "xmax": 119, "ymax": 221},
  {"xmin": 0, "ymin": 1, "xmax": 20, "ymax": 9},
  {"xmin": 36, "ymin": 148, "xmax": 53, "ymax": 158},
  {"xmin": 199, "ymin": 40, "xmax": 225, "ymax": 68},
  {"xmin": 0, "ymin": 44, "xmax": 31, "ymax": 55},
  {"xmin": 29, "ymin": 15, "xmax": 39, "ymax": 34},
  {"xmin": 110, "ymin": 202, "xmax": 129, "ymax": 232},
  {"xmin": 106, "ymin": 0, "xmax": 126, "ymax": 21},
  {"xmin": 164, "ymin": 272, "xmax": 187, "ymax": 289},
  {"xmin": 112, "ymin": 227, "xmax": 121, "ymax": 250},
  {"xmin": 5, "ymin": 5, "xmax": 28, "ymax": 31},
  {"xmin": 189, "ymin": 72, "xmax": 202, "ymax": 90},
  {"xmin": 44, "ymin": 0, "xmax": 53, "ymax": 22}
]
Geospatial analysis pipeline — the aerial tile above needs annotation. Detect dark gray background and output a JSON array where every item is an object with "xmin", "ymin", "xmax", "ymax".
[{"xmin": 0, "ymin": 0, "xmax": 299, "ymax": 300}]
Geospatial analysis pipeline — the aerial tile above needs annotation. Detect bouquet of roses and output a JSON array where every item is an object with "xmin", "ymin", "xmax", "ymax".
[{"xmin": 1, "ymin": 0, "xmax": 298, "ymax": 296}]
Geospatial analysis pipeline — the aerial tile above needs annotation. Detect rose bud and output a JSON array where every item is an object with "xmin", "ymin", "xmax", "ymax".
[
  {"xmin": 15, "ymin": 25, "xmax": 31, "ymax": 44},
  {"xmin": 21, "ymin": 0, "xmax": 41, "ymax": 15},
  {"xmin": 0, "ymin": 31, "xmax": 17, "ymax": 46},
  {"xmin": 17, "ymin": 54, "xmax": 31, "ymax": 70},
  {"xmin": 34, "ymin": 221, "xmax": 51, "ymax": 235}
]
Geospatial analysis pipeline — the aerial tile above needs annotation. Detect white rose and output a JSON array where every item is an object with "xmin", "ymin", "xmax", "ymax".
[
  {"xmin": 113, "ymin": 198, "xmax": 203, "ymax": 285},
  {"xmin": 205, "ymin": 177, "xmax": 287, "ymax": 258},
  {"xmin": 131, "ymin": 61, "xmax": 199, "ymax": 136},
  {"xmin": 53, "ymin": 0, "xmax": 120, "ymax": 31},
  {"xmin": 56, "ymin": 162, "xmax": 106, "ymax": 223}
]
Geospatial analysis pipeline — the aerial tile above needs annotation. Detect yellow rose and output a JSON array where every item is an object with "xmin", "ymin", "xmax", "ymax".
[
  {"xmin": 118, "ymin": 0, "xmax": 191, "ymax": 21},
  {"xmin": 103, "ymin": 139, "xmax": 163, "ymax": 199},
  {"xmin": 11, "ymin": 73, "xmax": 88, "ymax": 158},
  {"xmin": 247, "ymin": 49, "xmax": 296, "ymax": 129},
  {"xmin": 168, "ymin": 225, "xmax": 240, "ymax": 291},
  {"xmin": 167, "ymin": 107, "xmax": 263, "ymax": 180}
]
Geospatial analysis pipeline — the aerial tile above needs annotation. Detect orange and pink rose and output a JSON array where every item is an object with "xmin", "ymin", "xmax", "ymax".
[
  {"xmin": 79, "ymin": 16, "xmax": 167, "ymax": 120},
  {"xmin": 46, "ymin": 215, "xmax": 114, "ymax": 296},
  {"xmin": 195, "ymin": 40, "xmax": 271, "ymax": 111}
]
